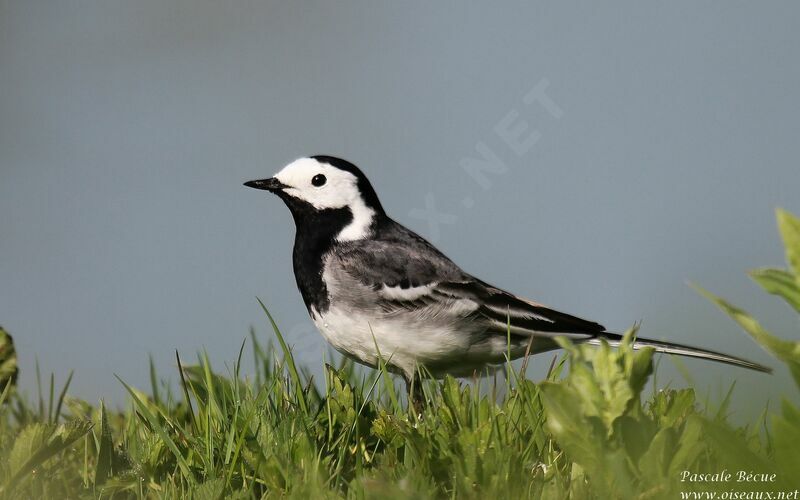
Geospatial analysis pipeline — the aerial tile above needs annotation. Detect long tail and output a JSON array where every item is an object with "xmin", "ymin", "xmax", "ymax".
[{"xmin": 584, "ymin": 332, "xmax": 772, "ymax": 374}]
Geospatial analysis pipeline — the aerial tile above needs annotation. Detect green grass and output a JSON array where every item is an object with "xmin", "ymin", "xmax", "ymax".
[{"xmin": 0, "ymin": 209, "xmax": 799, "ymax": 499}]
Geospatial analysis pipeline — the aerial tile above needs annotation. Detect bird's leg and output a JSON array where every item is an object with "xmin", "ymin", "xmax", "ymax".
[{"xmin": 404, "ymin": 375, "xmax": 425, "ymax": 416}]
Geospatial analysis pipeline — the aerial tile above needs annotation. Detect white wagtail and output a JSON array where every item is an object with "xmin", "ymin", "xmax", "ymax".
[{"xmin": 245, "ymin": 156, "xmax": 770, "ymax": 401}]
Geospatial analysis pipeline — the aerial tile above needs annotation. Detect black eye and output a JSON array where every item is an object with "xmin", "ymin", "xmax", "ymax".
[{"xmin": 311, "ymin": 174, "xmax": 326, "ymax": 187}]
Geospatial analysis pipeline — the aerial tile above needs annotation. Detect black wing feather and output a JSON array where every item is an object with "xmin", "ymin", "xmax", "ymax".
[
  {"xmin": 435, "ymin": 280, "xmax": 605, "ymax": 336},
  {"xmin": 334, "ymin": 219, "xmax": 605, "ymax": 338}
]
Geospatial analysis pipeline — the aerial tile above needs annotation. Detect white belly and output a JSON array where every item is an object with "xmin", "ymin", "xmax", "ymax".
[{"xmin": 310, "ymin": 305, "xmax": 522, "ymax": 378}]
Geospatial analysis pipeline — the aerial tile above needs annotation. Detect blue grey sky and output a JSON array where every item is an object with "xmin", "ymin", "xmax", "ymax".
[{"xmin": 1, "ymin": 2, "xmax": 799, "ymax": 413}]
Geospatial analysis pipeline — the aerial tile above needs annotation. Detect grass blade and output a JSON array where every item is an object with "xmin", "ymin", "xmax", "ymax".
[
  {"xmin": 115, "ymin": 374, "xmax": 194, "ymax": 481},
  {"xmin": 256, "ymin": 297, "xmax": 308, "ymax": 415}
]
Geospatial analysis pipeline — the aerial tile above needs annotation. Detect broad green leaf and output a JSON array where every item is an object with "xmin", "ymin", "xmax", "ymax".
[
  {"xmin": 638, "ymin": 426, "xmax": 676, "ymax": 482},
  {"xmin": 589, "ymin": 344, "xmax": 634, "ymax": 431},
  {"xmin": 7, "ymin": 423, "xmax": 49, "ymax": 478},
  {"xmin": 667, "ymin": 415, "xmax": 705, "ymax": 479},
  {"xmin": 615, "ymin": 414, "xmax": 657, "ymax": 464},
  {"xmin": 648, "ymin": 389, "xmax": 696, "ymax": 428},
  {"xmin": 750, "ymin": 267, "xmax": 800, "ymax": 313},
  {"xmin": 189, "ymin": 478, "xmax": 226, "ymax": 500},
  {"xmin": 700, "ymin": 417, "xmax": 772, "ymax": 477},
  {"xmin": 555, "ymin": 333, "xmax": 652, "ymax": 435},
  {"xmin": 565, "ymin": 362, "xmax": 605, "ymax": 422},
  {"xmin": 3, "ymin": 420, "xmax": 93, "ymax": 494},
  {"xmin": 771, "ymin": 399, "xmax": 800, "ymax": 477},
  {"xmin": 540, "ymin": 382, "xmax": 606, "ymax": 468},
  {"xmin": 627, "ymin": 344, "xmax": 655, "ymax": 399},
  {"xmin": 540, "ymin": 381, "xmax": 637, "ymax": 497},
  {"xmin": 777, "ymin": 208, "xmax": 800, "ymax": 277}
]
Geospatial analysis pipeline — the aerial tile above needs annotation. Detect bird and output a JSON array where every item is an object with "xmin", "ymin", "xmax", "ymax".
[{"xmin": 244, "ymin": 155, "xmax": 771, "ymax": 404}]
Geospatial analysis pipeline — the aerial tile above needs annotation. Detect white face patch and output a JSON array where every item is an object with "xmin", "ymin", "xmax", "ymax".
[{"xmin": 274, "ymin": 157, "xmax": 376, "ymax": 241}]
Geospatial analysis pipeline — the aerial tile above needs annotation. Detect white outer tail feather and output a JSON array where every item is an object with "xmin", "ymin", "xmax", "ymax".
[{"xmin": 584, "ymin": 333, "xmax": 772, "ymax": 374}]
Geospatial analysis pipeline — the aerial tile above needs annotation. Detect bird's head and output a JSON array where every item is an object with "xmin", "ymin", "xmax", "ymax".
[{"xmin": 245, "ymin": 156, "xmax": 385, "ymax": 241}]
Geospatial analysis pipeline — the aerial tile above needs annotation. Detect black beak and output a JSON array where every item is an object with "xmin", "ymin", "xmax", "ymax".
[{"xmin": 243, "ymin": 177, "xmax": 286, "ymax": 192}]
